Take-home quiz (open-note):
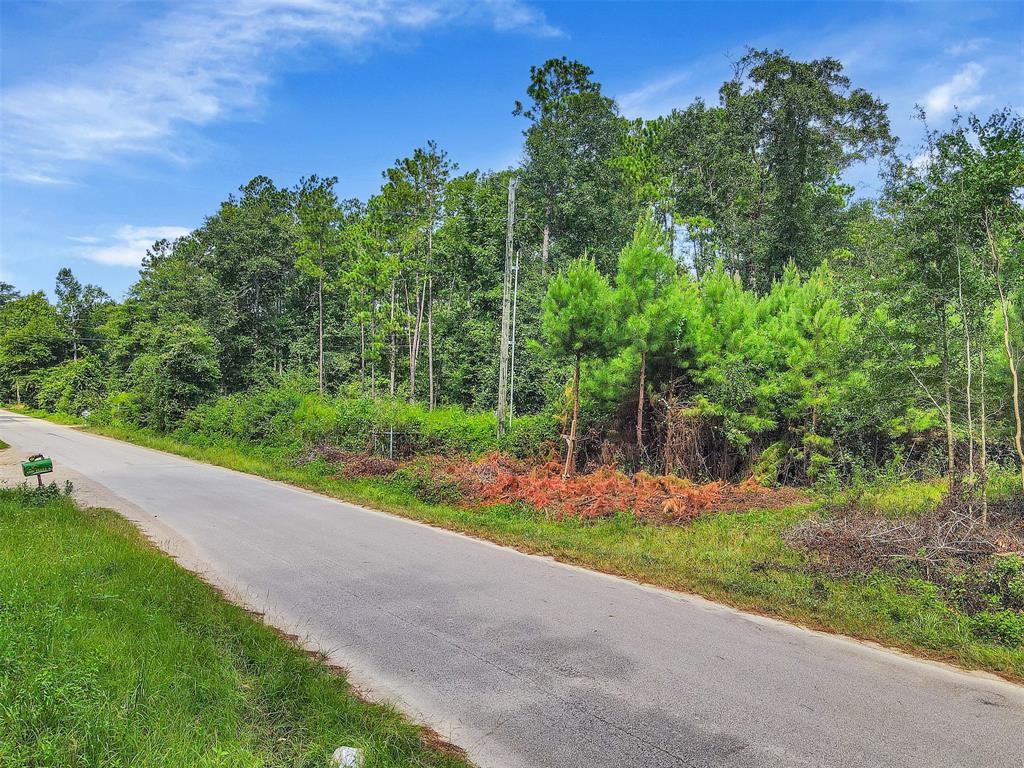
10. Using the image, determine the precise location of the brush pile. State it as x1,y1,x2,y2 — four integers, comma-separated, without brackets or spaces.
297,444,399,478
788,483,1024,577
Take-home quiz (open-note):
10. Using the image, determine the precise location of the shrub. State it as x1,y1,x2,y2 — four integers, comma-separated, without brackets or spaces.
420,406,497,455
969,609,1024,648
36,357,106,416
500,413,559,459
390,460,461,504
172,383,509,458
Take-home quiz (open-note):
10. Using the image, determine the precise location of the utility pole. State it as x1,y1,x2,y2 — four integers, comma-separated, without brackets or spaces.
497,175,517,437
508,250,520,428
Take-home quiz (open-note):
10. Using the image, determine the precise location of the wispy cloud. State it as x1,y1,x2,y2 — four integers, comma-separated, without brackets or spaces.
618,71,691,119
946,38,989,57
923,62,987,116
76,226,192,267
1,0,559,185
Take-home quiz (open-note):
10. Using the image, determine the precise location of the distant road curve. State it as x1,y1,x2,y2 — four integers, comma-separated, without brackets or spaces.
1,409,1021,768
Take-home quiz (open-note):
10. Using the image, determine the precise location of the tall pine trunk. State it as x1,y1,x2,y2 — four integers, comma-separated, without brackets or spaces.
563,353,581,480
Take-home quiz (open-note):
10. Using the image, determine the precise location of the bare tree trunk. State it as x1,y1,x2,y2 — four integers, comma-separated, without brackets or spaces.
957,252,975,480
407,277,427,403
541,221,550,275
987,219,1024,492
939,305,955,477
318,273,324,395
636,350,646,449
427,226,435,411
370,307,377,399
563,353,581,480
427,276,434,410
997,272,1024,491
359,320,366,392
389,281,396,397
980,342,989,526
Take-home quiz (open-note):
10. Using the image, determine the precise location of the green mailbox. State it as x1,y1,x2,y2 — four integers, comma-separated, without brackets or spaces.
22,454,54,485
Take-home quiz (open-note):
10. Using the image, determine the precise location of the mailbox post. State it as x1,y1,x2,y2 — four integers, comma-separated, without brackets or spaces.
21,454,54,487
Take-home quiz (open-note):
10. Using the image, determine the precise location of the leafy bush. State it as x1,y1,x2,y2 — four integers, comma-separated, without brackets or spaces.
174,381,515,458
500,413,559,459
36,356,107,416
970,609,1024,647
124,322,221,431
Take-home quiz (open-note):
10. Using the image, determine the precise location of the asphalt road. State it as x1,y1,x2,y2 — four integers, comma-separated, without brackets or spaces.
2,409,1022,768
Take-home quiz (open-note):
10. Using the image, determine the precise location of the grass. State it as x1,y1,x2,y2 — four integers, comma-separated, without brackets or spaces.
4,405,1023,681
0,484,471,768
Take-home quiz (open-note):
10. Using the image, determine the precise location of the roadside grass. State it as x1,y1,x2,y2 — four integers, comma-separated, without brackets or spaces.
4,406,1022,680
7,409,1017,681
0,484,471,768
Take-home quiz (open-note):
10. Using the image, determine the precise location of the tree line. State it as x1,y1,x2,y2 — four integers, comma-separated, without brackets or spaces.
1,49,1021,492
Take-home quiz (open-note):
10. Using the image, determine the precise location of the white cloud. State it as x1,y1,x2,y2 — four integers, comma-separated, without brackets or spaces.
618,71,691,119
924,62,987,116
1,0,559,185
910,148,936,171
76,226,192,267
946,38,989,57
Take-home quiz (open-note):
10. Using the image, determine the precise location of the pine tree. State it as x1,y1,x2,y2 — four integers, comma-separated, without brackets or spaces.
542,257,618,477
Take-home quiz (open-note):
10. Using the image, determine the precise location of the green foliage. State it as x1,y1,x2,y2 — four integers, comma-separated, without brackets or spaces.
4,53,1021,488
36,356,107,416
614,210,684,357
54,267,109,361
969,610,1024,648
542,256,617,363
498,412,560,458
125,322,221,431
0,292,65,403
516,57,637,272
175,381,549,458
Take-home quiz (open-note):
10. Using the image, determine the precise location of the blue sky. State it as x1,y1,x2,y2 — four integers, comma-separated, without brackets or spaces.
1,0,1021,299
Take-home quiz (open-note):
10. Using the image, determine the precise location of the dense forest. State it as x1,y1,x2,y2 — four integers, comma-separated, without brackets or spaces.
2,49,1023,494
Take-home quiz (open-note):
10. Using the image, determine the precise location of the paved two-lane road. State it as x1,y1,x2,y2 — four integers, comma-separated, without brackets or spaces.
1,410,1021,767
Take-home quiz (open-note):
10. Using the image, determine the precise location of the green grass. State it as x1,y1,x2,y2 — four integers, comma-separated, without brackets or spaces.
5,406,1022,681
0,485,471,768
